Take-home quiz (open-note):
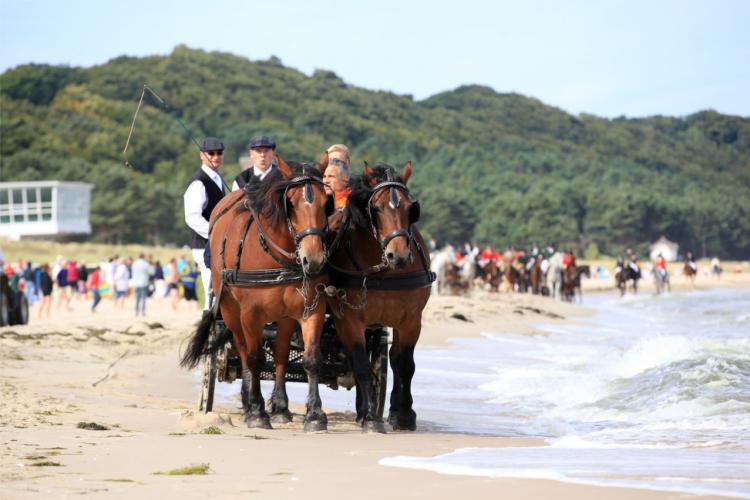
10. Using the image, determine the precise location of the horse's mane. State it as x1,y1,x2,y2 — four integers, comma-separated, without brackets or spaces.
240,161,323,228
346,164,404,230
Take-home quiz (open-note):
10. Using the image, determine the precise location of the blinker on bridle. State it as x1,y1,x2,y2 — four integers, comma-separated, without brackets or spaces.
282,169,327,249
366,169,414,250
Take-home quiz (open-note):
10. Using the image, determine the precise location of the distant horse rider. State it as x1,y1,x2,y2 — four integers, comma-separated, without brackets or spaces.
685,250,698,273
323,143,352,210
183,137,226,311
231,135,277,191
654,252,667,279
614,255,624,277
628,254,641,277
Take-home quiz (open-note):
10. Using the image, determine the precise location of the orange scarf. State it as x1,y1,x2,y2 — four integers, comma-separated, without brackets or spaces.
334,188,351,209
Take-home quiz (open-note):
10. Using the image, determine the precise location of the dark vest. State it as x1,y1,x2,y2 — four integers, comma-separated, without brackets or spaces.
235,169,254,190
187,168,225,248
235,165,275,190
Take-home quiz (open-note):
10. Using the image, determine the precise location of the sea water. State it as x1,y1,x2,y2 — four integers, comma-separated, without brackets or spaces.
214,288,750,497
381,288,750,497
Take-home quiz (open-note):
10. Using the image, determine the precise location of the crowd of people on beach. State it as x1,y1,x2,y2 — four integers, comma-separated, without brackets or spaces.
1,252,205,319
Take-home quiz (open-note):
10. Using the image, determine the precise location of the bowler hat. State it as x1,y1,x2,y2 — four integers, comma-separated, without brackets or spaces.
199,137,224,151
248,135,276,150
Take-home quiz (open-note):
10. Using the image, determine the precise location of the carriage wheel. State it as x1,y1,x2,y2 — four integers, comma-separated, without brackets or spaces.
198,350,217,413
369,329,389,419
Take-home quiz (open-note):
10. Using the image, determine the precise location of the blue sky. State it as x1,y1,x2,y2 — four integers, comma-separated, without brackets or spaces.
1,0,748,118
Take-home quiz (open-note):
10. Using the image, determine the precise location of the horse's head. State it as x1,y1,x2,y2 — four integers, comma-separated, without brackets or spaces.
270,155,331,275
351,161,419,269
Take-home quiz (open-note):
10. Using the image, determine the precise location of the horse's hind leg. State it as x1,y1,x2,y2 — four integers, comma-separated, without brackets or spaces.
388,325,419,431
269,318,296,424
338,319,386,433
240,316,271,429
299,312,327,432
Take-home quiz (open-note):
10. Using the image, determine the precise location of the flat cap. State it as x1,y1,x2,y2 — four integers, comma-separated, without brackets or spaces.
199,137,224,151
248,135,276,150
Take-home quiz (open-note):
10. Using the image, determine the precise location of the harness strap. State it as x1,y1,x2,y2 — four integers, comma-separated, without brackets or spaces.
221,268,306,286
234,211,256,275
329,268,435,291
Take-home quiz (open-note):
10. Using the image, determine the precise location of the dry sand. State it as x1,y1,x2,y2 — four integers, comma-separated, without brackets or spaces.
2,270,747,499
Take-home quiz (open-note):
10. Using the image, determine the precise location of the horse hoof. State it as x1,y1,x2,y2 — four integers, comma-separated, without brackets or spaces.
387,410,398,425
304,419,327,433
391,420,417,431
271,411,292,424
245,416,272,429
363,420,386,434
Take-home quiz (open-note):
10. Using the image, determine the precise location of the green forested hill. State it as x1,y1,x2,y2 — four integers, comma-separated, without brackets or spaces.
2,46,749,258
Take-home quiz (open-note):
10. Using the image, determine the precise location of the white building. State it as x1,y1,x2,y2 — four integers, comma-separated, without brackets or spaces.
0,181,94,240
649,236,679,262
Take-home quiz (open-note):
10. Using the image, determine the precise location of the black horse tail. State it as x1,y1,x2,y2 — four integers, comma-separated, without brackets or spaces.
180,311,232,369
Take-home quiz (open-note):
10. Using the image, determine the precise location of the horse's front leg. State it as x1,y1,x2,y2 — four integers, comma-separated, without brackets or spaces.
388,324,420,431
299,311,327,432
239,314,271,429
269,318,297,424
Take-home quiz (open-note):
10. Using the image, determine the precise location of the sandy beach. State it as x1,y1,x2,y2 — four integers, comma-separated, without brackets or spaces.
1,269,747,499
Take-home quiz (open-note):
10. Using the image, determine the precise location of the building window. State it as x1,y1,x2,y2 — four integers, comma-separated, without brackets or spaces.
0,189,9,224
41,187,53,221
12,189,24,222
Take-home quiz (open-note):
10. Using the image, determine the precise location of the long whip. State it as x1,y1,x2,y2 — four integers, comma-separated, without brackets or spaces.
122,85,229,190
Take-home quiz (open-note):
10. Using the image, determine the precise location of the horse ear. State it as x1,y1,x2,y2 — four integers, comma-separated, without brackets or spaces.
277,155,293,179
363,161,377,187
318,151,329,175
401,160,412,185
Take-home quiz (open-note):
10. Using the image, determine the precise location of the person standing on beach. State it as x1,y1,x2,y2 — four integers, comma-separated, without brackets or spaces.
166,258,180,311
184,137,226,311
131,253,152,316
113,258,129,310
88,266,102,312
38,264,53,319
55,264,71,311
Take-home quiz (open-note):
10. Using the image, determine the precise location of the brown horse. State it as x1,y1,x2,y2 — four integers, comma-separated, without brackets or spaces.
502,256,522,292
326,162,433,432
444,262,471,295
480,259,502,292
683,261,697,287
561,263,577,302
181,157,333,431
528,254,544,294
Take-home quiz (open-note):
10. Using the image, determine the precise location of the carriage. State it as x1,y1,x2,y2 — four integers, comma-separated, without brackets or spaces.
182,156,433,432
197,317,389,417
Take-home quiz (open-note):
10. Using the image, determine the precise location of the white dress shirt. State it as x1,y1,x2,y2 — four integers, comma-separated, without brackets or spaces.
231,165,275,192
184,164,224,239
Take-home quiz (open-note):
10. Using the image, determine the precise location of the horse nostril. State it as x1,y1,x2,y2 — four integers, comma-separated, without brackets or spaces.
386,252,395,261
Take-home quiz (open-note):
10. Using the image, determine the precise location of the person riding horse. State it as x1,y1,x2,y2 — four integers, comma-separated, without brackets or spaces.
685,251,698,273
653,252,670,294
